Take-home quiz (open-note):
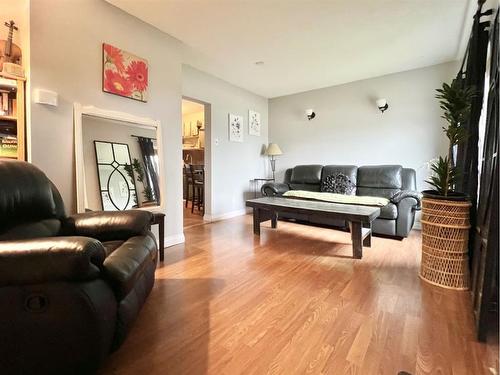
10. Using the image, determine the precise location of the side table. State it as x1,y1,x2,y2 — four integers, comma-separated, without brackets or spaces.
251,178,274,198
151,212,165,261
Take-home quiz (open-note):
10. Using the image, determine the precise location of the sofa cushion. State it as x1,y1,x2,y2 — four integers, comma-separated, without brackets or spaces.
379,203,398,219
290,165,323,184
357,165,402,199
357,187,402,199
357,165,403,189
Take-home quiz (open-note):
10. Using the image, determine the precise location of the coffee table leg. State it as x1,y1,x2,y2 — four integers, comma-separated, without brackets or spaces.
271,211,278,229
363,223,372,248
253,208,261,236
349,221,363,259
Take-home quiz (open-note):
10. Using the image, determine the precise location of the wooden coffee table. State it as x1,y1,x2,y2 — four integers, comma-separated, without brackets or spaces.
246,197,381,259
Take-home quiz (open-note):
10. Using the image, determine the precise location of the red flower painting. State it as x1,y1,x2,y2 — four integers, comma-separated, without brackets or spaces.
103,69,133,97
126,60,148,92
102,43,148,102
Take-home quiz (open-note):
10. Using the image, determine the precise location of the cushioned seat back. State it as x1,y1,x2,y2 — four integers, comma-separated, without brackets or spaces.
401,168,417,190
356,165,402,198
321,165,358,193
288,165,323,191
0,160,65,240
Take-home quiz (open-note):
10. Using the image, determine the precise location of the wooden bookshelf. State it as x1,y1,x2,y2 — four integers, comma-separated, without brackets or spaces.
0,72,25,161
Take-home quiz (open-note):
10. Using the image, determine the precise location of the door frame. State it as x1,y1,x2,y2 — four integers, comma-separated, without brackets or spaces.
182,96,212,219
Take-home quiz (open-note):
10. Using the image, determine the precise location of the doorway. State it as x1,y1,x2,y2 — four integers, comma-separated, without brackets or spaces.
182,97,210,228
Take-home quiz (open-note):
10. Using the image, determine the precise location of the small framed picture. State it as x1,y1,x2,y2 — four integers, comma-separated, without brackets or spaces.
248,110,261,136
229,113,244,142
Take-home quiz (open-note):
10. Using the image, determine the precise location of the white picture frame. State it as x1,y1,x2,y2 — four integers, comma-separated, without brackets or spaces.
229,113,244,142
248,109,261,136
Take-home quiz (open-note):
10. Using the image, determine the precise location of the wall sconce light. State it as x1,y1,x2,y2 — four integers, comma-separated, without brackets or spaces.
305,109,316,120
376,98,389,113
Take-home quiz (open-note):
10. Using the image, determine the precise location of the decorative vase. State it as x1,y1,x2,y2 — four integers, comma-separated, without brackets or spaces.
419,197,471,290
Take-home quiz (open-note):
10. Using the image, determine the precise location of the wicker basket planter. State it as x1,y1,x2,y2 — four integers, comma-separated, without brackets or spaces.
420,197,471,290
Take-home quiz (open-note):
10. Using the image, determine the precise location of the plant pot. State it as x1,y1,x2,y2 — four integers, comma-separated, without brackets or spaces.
421,189,468,201
419,197,471,290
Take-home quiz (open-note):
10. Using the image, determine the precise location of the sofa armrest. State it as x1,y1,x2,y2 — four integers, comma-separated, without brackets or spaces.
261,182,290,196
0,237,105,286
391,190,422,210
65,210,153,242
395,197,420,237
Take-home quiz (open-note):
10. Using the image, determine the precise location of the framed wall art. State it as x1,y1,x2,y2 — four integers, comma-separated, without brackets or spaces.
248,109,261,136
229,113,244,142
102,43,149,102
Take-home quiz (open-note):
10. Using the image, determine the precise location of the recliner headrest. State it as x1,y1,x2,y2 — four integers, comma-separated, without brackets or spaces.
0,160,59,228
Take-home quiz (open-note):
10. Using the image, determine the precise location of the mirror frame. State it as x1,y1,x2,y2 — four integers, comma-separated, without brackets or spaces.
74,103,164,213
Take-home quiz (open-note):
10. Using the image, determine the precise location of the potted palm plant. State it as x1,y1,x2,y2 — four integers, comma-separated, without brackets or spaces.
124,158,155,206
422,78,475,200
419,78,475,290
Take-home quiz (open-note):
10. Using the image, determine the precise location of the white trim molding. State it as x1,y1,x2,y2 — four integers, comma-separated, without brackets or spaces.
164,233,185,248
203,208,249,222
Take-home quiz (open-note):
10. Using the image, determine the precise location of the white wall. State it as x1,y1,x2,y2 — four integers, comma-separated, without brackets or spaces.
269,62,459,192
183,65,269,219
29,0,183,244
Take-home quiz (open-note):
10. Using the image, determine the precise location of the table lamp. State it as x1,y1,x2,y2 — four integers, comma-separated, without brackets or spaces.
265,143,283,180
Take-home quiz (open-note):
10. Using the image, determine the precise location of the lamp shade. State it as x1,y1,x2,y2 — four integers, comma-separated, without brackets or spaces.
266,143,282,156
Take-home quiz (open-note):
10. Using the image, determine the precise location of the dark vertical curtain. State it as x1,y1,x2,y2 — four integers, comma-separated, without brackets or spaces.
137,137,160,204
455,2,492,260
471,6,499,341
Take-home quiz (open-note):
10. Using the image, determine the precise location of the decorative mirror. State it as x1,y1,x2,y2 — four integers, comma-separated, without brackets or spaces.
74,104,163,213
94,141,138,211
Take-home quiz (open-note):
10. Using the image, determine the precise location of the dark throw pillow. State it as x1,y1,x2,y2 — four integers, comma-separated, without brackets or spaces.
321,173,356,195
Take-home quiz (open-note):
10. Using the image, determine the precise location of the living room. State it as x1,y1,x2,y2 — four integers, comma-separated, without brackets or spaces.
0,0,498,374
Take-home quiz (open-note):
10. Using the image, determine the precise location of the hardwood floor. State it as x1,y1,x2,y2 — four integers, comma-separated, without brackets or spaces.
100,215,499,375
183,202,205,228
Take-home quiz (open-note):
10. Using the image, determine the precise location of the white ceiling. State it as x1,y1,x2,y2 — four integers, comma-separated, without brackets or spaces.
106,0,473,98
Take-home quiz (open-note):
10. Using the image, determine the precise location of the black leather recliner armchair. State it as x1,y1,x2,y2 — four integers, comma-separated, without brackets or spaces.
0,160,157,374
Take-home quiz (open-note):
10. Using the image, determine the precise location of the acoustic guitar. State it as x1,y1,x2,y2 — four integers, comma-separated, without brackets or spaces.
0,20,22,71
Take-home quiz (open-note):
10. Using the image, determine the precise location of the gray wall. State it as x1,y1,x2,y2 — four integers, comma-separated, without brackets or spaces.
269,62,459,192
183,65,269,219
29,0,182,243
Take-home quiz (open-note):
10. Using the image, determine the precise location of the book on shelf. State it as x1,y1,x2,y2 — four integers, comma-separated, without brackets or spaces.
0,133,17,158
0,92,17,117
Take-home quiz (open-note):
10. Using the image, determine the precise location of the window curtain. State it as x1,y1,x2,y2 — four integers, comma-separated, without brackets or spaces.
455,2,493,258
137,137,160,204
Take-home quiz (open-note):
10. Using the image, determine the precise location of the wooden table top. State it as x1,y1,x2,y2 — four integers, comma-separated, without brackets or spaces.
246,196,380,222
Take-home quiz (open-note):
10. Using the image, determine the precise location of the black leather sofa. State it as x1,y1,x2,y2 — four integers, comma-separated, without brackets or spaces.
261,164,420,238
0,160,157,374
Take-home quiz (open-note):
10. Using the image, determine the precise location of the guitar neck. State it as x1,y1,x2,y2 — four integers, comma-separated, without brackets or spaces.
5,28,13,56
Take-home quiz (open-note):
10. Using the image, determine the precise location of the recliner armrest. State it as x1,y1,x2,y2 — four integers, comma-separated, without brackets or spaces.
0,237,105,286
65,210,153,242
103,234,157,299
261,182,290,196
390,190,422,210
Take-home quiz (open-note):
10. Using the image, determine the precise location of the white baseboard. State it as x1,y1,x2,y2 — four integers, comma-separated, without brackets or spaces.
164,233,185,248
203,208,249,222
